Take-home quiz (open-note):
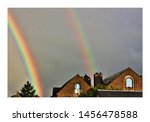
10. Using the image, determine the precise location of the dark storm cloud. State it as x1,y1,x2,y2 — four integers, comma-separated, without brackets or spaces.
8,8,142,96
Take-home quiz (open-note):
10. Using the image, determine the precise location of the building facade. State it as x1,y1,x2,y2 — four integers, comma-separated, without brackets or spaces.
52,74,91,97
52,67,142,97
103,67,142,91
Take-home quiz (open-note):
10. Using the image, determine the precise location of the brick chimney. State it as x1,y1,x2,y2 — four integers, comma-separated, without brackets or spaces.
84,74,91,86
94,72,103,87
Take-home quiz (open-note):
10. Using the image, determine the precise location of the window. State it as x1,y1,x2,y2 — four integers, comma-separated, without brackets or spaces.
125,76,134,90
74,83,81,94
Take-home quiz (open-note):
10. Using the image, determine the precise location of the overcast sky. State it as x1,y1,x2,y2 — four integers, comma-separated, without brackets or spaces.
8,8,142,97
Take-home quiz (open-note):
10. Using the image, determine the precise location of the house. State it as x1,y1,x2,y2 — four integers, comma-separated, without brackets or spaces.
51,67,142,97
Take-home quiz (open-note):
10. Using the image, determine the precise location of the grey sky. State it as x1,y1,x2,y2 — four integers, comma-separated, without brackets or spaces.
8,8,142,97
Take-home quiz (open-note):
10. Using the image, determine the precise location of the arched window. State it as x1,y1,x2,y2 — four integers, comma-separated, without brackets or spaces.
125,76,134,90
74,83,81,94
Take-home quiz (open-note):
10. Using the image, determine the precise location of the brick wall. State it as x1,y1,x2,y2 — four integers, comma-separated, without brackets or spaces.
107,68,142,91
57,75,91,97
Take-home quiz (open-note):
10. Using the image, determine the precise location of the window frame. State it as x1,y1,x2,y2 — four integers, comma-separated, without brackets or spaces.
124,75,134,90
74,83,81,95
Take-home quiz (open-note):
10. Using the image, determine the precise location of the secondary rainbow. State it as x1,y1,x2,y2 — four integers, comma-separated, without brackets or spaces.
8,10,43,96
66,9,97,76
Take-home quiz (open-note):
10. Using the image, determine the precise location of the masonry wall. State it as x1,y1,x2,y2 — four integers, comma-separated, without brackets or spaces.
107,68,142,91
57,75,91,97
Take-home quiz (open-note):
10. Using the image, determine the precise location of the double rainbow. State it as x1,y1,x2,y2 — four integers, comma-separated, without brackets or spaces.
8,9,97,96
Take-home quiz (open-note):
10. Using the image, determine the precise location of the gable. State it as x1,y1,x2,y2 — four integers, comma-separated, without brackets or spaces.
56,75,91,97
105,67,142,91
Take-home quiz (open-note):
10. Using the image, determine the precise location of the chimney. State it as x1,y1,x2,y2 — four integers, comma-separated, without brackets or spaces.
94,72,103,87
84,74,91,86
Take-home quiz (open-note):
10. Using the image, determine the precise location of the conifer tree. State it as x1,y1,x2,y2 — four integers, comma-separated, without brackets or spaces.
19,81,39,97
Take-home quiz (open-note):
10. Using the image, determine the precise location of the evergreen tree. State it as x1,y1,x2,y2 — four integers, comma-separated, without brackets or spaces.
19,81,39,97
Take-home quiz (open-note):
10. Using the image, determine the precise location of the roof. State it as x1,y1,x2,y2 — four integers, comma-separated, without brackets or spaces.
51,87,61,97
96,90,142,97
103,67,133,85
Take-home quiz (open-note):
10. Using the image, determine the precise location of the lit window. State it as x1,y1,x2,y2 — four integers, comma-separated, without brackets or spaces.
74,83,81,94
125,77,133,90
75,83,80,89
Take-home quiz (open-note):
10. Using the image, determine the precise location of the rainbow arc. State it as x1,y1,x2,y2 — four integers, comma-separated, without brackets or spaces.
66,8,97,76
8,10,43,96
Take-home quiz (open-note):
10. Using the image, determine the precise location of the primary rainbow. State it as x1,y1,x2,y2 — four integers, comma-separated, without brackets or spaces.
8,10,43,96
66,8,97,76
